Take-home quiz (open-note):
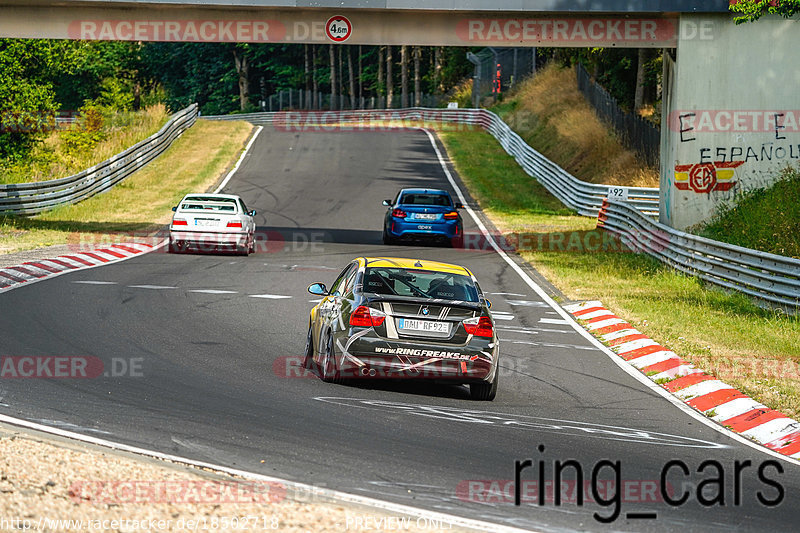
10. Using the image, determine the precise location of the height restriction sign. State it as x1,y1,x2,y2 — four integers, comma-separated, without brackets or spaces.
326,16,352,42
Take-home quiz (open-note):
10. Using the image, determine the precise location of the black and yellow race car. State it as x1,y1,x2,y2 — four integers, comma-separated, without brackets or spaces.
304,257,499,400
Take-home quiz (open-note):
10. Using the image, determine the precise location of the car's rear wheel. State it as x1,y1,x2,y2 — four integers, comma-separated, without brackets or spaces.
382,229,394,245
469,370,498,401
302,325,315,371
169,239,186,253
321,331,343,384
248,233,255,254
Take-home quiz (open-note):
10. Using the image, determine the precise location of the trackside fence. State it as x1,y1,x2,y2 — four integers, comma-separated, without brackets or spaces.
598,199,800,311
202,108,660,218
0,104,199,215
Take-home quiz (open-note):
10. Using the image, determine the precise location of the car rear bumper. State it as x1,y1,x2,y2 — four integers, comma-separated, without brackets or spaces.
169,229,249,248
388,220,460,240
334,334,498,382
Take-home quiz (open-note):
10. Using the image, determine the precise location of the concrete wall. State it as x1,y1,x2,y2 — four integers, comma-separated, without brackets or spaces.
660,13,800,230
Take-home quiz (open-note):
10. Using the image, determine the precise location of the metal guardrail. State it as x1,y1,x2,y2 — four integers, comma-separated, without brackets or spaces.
0,104,199,215
202,107,660,218
598,198,800,311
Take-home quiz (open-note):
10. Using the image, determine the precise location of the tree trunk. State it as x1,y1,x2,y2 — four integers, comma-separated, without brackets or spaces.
304,44,311,110
358,45,363,107
233,47,250,111
329,44,336,110
400,45,408,108
347,46,356,110
413,46,421,106
433,46,443,95
377,46,384,106
386,45,393,109
634,48,646,112
312,45,318,109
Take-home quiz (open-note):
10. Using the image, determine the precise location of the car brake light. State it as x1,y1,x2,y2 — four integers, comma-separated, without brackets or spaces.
172,219,188,226
463,316,493,337
226,221,243,228
349,305,386,327
392,209,407,218
443,211,459,220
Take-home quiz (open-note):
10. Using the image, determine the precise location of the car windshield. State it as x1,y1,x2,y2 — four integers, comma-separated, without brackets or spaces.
399,193,451,207
363,267,479,302
179,197,237,212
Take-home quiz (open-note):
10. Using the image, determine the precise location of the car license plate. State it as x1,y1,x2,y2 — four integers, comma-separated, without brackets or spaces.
414,213,438,220
398,318,449,334
194,219,218,227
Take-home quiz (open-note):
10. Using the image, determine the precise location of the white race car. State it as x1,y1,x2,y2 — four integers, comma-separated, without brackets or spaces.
169,193,256,255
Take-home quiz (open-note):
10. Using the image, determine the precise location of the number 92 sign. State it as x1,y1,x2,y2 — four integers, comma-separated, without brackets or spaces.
326,16,352,42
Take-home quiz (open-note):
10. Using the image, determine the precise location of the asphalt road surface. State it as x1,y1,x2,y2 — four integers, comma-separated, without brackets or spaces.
1,128,797,532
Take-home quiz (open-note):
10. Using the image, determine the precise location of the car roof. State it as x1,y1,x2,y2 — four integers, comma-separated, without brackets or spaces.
358,257,473,277
181,193,242,201
397,188,451,196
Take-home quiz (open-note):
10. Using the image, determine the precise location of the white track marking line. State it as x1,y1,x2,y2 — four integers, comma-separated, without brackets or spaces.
0,412,535,533
538,318,569,325
574,309,614,320
127,285,177,290
506,299,547,307
188,289,238,294
711,398,767,422
214,126,263,193
249,294,292,299
601,328,641,342
586,317,626,330
629,351,678,369
421,127,798,465
742,419,800,444
675,380,733,400
72,281,119,285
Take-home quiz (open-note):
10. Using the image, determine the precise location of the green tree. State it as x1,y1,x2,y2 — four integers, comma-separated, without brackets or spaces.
0,39,80,160
730,0,800,23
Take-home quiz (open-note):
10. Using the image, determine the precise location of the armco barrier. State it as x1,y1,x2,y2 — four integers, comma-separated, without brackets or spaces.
202,108,660,218
598,198,800,311
0,104,198,215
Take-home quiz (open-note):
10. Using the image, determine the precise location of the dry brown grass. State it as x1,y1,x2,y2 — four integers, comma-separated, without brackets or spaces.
500,64,658,188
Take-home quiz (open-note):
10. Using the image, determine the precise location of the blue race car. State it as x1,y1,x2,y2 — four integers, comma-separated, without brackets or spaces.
382,188,464,246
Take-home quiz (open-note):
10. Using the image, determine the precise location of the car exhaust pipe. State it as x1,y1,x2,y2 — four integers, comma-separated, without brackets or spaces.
368,369,377,377
360,367,370,376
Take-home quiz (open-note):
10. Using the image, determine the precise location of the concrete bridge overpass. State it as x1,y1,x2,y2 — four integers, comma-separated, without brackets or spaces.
0,0,797,229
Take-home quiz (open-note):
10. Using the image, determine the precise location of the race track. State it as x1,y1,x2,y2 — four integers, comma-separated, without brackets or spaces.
1,128,797,532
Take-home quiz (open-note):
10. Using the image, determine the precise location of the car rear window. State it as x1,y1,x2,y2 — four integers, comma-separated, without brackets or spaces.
399,194,451,207
363,267,478,302
180,197,237,212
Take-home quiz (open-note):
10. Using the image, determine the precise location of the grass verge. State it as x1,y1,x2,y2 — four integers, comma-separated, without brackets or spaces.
438,127,800,420
492,64,658,188
0,119,254,254
1,105,171,185
697,166,800,259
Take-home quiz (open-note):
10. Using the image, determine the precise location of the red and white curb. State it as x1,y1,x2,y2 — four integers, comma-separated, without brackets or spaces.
0,242,160,293
564,300,800,460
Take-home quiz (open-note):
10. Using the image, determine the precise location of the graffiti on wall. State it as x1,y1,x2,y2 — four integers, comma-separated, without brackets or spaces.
673,161,744,194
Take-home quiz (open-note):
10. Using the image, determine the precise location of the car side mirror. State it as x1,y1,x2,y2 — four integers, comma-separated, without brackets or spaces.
172,206,177,212
249,210,256,216
382,200,391,206
485,299,492,309
307,283,329,296
455,202,464,209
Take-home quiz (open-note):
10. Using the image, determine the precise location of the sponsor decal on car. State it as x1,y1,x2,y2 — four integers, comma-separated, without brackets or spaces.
373,346,474,360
